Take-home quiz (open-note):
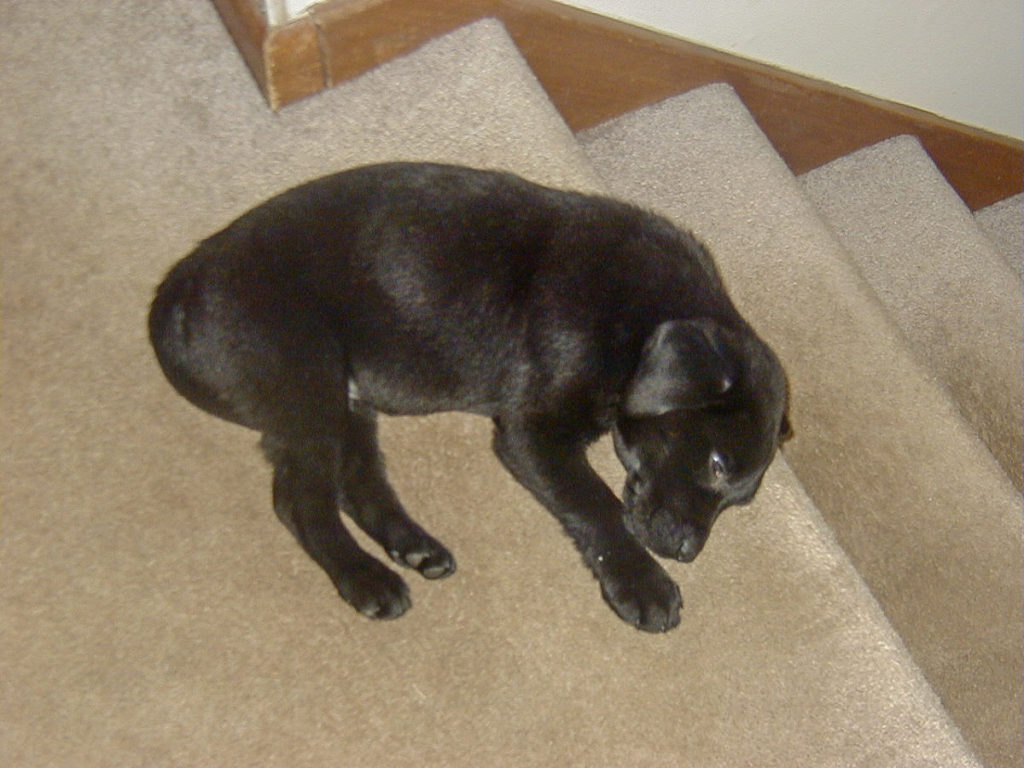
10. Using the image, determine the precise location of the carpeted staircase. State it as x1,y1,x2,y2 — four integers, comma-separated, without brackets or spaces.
1,6,1020,767
977,193,1024,276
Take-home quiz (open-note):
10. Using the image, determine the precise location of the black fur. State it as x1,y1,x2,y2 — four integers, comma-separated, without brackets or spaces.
149,162,789,632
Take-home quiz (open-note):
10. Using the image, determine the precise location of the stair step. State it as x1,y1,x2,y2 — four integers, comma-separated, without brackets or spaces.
975,193,1023,276
800,135,1022,487
578,82,1022,768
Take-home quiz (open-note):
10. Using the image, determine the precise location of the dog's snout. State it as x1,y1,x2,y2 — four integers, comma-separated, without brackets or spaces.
676,523,707,563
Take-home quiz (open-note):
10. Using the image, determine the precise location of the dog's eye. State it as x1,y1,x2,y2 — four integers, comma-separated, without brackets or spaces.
709,451,729,481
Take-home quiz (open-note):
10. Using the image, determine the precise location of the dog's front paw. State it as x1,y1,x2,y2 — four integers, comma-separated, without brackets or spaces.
596,549,682,633
334,560,412,620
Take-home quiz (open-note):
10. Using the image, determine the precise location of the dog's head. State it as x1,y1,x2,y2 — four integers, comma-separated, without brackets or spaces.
613,319,790,563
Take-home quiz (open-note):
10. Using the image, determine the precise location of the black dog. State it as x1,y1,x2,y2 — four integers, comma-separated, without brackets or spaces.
149,162,789,632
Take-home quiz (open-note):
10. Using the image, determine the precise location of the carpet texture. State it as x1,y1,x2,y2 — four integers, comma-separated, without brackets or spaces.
578,85,1022,767
975,193,1023,276
800,136,1022,487
1,3,1016,766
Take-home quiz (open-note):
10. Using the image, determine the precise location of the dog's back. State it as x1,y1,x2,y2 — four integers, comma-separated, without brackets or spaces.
151,163,736,422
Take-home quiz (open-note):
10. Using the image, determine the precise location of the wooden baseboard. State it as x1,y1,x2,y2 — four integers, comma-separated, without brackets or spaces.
211,0,1021,210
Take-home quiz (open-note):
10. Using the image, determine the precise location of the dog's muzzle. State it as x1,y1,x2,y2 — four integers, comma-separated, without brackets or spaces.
623,484,713,563
675,522,708,563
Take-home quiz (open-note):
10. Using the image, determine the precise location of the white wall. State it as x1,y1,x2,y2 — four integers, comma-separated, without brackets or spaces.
263,0,294,26
562,0,1022,138
268,0,1023,138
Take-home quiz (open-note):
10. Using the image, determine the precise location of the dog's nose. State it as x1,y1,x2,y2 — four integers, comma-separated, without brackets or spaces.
676,524,707,563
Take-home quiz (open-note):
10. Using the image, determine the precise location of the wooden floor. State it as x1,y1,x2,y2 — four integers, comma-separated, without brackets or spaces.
211,0,1021,211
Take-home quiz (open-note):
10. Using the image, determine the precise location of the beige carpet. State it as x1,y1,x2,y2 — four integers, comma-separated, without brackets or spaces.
1,3,1017,766
975,193,1023,276
800,136,1022,488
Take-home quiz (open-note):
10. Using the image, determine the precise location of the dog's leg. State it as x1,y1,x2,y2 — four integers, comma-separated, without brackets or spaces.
263,435,411,619
492,416,682,632
335,404,456,580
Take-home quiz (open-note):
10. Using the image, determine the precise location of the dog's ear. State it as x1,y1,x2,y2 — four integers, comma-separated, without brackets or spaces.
624,319,737,417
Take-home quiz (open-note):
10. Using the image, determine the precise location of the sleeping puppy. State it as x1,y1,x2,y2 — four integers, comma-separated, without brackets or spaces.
149,162,790,632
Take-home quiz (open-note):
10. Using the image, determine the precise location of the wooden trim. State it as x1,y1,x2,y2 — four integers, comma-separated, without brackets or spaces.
265,17,326,106
210,0,1021,210
210,0,326,108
